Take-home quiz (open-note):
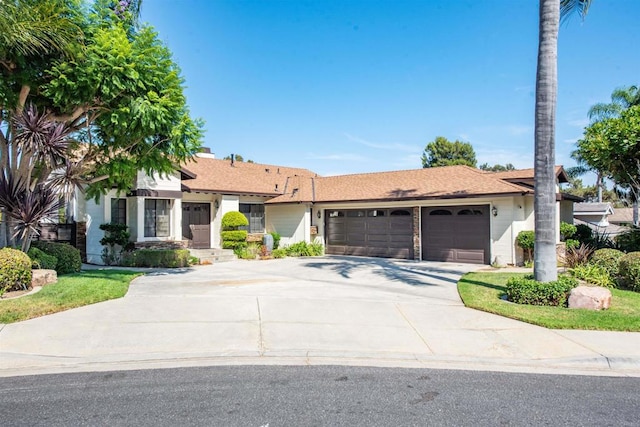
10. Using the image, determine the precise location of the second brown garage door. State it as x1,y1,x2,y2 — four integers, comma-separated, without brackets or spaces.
421,205,490,264
325,208,414,259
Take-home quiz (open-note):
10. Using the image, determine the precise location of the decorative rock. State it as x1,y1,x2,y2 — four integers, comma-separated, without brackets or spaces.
31,269,58,287
568,286,612,310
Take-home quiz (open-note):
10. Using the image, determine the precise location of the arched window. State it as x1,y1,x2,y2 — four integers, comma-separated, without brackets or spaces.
429,209,452,215
390,209,411,216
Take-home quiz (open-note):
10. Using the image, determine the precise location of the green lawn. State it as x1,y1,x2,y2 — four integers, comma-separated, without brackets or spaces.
458,272,640,331
0,270,142,324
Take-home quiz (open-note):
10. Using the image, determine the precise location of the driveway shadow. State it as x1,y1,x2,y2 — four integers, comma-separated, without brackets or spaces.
302,256,477,287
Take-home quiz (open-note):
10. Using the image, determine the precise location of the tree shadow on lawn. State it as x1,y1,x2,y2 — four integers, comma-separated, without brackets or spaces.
459,278,506,292
302,255,476,287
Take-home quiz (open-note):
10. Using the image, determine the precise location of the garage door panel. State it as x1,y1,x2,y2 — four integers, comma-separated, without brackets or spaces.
326,209,413,260
421,205,490,264
455,250,485,264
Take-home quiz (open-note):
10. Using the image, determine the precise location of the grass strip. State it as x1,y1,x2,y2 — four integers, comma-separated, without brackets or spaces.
458,272,640,331
0,270,142,324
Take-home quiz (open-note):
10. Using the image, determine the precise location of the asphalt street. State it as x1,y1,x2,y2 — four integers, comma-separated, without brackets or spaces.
1,365,638,426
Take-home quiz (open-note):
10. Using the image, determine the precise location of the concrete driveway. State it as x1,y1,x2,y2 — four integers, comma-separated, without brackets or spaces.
1,256,639,377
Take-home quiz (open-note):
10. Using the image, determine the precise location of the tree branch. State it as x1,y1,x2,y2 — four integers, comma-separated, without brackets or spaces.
17,85,31,115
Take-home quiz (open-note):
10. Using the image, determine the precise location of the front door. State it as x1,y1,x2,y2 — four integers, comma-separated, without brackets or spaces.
182,203,211,249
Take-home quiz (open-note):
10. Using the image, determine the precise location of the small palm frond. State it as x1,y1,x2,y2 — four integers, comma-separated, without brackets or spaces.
560,0,592,21
0,0,83,59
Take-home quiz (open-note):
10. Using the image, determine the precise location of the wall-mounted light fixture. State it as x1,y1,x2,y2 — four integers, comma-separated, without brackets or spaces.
491,206,498,217
317,210,321,219
214,199,219,209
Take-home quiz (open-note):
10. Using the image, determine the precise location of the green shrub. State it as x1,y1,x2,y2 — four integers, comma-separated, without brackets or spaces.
221,211,249,230
221,230,248,249
0,247,33,293
516,230,535,261
235,243,260,260
221,230,248,242
591,248,625,278
615,226,640,253
560,222,577,241
617,251,640,292
31,241,81,275
565,239,580,250
569,263,614,288
27,247,58,270
505,275,577,306
285,241,324,257
99,223,131,266
269,231,281,249
272,248,287,258
122,249,191,268
574,224,593,245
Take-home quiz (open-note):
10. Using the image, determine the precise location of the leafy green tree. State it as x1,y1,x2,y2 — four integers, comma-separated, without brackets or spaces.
223,154,254,163
576,105,640,225
478,163,515,172
533,0,591,282
0,0,203,249
562,178,621,205
588,86,640,122
421,136,476,168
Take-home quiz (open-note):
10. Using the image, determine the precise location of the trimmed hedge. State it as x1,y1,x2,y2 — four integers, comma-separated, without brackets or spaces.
221,211,248,229
30,241,81,275
505,275,577,306
28,247,58,270
618,251,640,292
591,248,625,278
0,247,32,293
122,249,191,268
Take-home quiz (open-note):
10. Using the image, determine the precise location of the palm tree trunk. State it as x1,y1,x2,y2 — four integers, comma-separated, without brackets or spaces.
534,0,560,282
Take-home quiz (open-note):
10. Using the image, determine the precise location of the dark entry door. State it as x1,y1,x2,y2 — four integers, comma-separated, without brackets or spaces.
182,203,211,249
421,205,490,264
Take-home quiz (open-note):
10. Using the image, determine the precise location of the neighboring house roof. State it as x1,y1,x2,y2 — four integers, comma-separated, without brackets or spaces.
267,165,533,204
608,207,635,225
573,202,614,216
574,218,628,237
488,166,569,183
180,156,317,196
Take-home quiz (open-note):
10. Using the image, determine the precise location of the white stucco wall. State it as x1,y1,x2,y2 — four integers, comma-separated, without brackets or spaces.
84,194,106,265
136,171,181,191
265,204,310,246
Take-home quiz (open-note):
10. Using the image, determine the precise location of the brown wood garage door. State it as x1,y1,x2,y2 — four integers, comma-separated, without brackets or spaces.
325,208,414,259
421,205,490,264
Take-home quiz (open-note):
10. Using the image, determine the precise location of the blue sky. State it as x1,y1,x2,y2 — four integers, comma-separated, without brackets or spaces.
141,0,640,179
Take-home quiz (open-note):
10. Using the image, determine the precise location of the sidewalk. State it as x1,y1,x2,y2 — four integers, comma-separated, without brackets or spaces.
1,257,639,378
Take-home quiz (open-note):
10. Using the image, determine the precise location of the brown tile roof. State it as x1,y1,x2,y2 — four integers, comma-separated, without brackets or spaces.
180,156,317,196
267,165,532,204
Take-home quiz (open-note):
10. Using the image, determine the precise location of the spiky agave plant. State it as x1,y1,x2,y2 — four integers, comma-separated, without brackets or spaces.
0,176,62,252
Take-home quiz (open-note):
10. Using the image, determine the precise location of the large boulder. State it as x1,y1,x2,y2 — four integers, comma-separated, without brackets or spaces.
568,286,611,310
31,269,58,288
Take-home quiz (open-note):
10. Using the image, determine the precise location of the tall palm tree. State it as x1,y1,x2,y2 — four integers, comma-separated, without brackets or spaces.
534,0,591,282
